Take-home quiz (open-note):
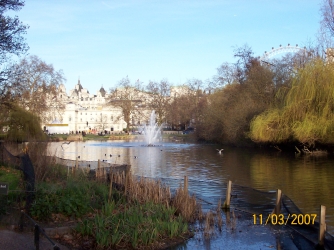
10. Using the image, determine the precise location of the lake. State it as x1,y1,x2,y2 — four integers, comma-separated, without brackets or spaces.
49,139,334,236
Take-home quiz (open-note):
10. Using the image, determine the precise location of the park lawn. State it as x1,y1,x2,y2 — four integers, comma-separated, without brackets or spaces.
0,165,22,191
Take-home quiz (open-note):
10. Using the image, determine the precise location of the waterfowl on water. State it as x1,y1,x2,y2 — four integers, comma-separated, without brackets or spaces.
216,149,224,154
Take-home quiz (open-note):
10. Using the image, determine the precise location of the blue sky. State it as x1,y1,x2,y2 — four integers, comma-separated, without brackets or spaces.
16,0,321,93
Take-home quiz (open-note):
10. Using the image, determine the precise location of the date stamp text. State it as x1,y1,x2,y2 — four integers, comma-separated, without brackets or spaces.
253,213,317,225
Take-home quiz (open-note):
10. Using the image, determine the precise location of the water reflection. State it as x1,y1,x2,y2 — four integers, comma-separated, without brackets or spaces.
49,141,334,234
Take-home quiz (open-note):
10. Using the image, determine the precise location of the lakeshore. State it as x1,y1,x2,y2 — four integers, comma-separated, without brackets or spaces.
1,138,334,249
0,162,330,250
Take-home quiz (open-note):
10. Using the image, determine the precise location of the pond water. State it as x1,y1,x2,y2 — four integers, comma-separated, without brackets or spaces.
49,139,334,236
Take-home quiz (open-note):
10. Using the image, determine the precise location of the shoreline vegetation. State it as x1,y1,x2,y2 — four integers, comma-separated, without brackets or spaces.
47,132,190,141
0,142,226,249
45,132,333,155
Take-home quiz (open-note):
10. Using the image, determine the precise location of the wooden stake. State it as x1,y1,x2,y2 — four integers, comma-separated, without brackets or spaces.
222,180,232,209
272,189,282,215
318,205,326,247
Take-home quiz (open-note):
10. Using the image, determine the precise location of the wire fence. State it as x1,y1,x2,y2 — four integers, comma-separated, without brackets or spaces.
20,210,60,250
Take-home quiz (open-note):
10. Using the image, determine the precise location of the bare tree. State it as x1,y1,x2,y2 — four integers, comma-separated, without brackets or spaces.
317,0,334,58
166,79,207,130
9,55,65,123
146,79,171,125
0,0,29,101
320,0,334,38
107,77,144,131
233,44,254,84
214,62,237,87
166,94,192,130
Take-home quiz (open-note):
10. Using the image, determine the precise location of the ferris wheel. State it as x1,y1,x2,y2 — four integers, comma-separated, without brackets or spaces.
259,44,307,63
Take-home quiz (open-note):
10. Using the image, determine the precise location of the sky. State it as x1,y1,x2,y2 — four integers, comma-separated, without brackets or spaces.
14,0,322,94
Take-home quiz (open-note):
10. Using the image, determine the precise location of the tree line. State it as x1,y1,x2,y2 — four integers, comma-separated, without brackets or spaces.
2,0,334,148
0,1,64,141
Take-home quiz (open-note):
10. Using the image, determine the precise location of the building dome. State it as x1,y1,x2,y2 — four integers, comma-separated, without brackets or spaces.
99,87,106,97
75,79,83,91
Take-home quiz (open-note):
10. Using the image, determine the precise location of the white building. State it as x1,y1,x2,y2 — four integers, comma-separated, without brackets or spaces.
42,81,192,134
43,81,128,133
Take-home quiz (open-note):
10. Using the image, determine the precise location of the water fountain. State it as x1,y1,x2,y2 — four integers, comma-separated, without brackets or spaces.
141,110,162,146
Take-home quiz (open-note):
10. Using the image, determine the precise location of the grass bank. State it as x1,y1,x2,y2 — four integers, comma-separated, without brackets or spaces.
0,162,199,249
48,133,131,142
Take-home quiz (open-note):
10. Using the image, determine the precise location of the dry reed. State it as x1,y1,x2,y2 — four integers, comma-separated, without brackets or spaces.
231,210,237,231
171,185,200,222
203,211,215,239
73,167,226,238
216,199,223,231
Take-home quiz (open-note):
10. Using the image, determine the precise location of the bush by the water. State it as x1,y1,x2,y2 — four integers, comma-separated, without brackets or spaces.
250,59,334,145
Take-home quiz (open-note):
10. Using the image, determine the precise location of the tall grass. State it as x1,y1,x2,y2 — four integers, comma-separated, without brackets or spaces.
76,201,188,249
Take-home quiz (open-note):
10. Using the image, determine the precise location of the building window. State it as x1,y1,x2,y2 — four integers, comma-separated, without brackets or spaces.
110,116,113,121
69,116,72,122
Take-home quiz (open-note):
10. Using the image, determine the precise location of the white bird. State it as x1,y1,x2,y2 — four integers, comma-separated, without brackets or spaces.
216,149,224,154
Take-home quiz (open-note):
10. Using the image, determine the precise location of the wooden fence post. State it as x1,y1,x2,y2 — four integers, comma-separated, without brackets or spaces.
223,180,232,209
272,189,282,215
34,224,40,250
318,205,326,248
